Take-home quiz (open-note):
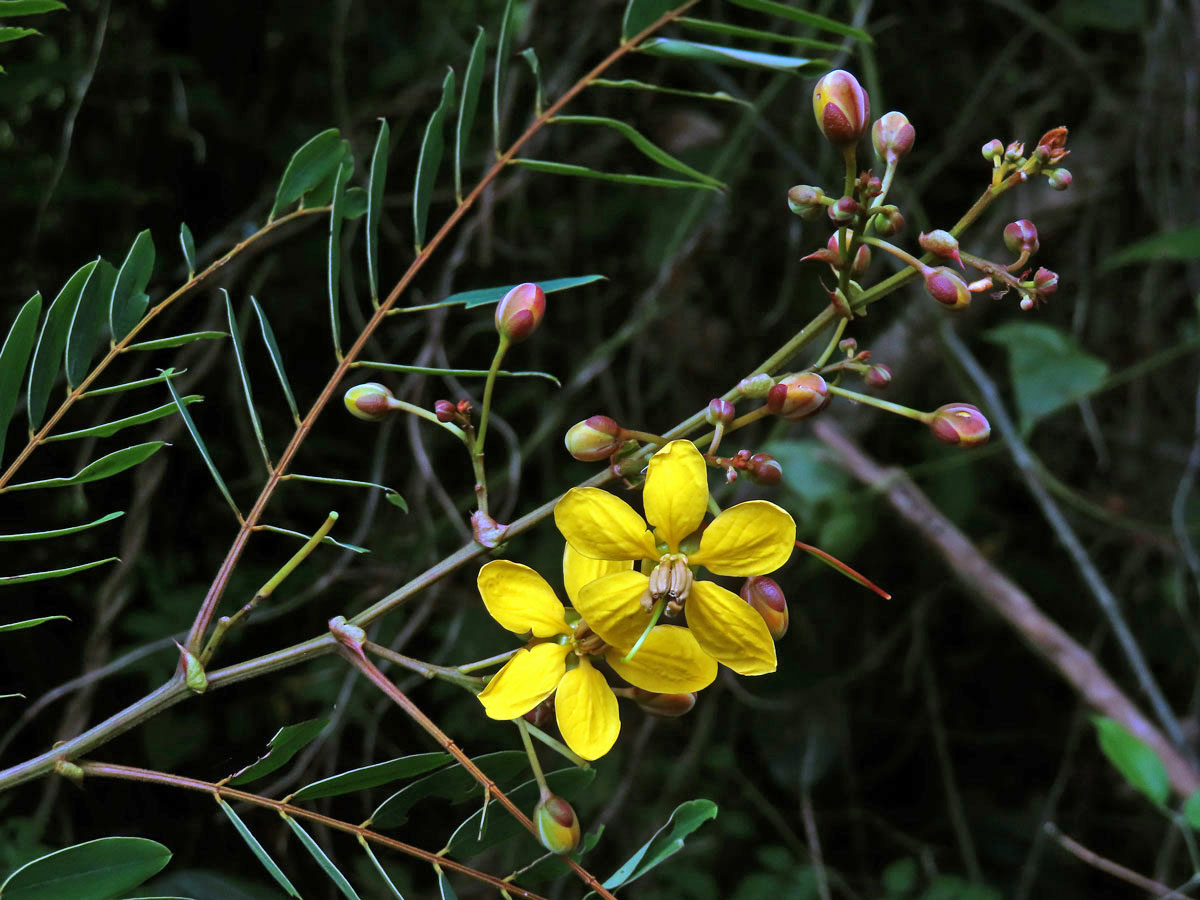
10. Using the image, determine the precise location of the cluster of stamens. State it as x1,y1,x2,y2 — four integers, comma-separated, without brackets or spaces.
646,553,693,616
572,622,608,657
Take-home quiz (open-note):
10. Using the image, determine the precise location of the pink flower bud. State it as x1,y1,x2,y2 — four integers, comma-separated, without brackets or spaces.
1004,140,1025,162
741,576,789,640
924,267,971,310
919,230,963,268
1035,126,1070,164
828,196,859,225
627,687,698,718
812,70,871,147
1034,267,1059,295
767,373,829,421
1003,220,1039,255
851,244,871,279
344,382,396,421
746,452,782,487
930,403,991,448
534,794,581,854
434,399,458,422
981,139,1004,162
495,282,546,343
707,398,735,426
565,416,623,462
872,111,915,163
865,364,892,388
1047,168,1072,191
787,184,826,219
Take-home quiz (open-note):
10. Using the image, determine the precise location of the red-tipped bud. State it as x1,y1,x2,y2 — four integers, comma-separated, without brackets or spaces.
1035,126,1070,164
828,196,859,225
1004,140,1025,162
872,111,915,163
737,373,776,399
839,337,858,354
981,139,1004,162
850,244,871,279
741,576,789,640
865,364,892,388
1003,220,1039,255
495,282,546,343
707,398,735,426
175,641,209,694
344,382,396,421
627,687,698,718
919,230,962,268
1046,168,1072,191
746,452,783,486
930,403,991,448
812,70,870,147
1034,267,1059,295
471,510,509,548
872,207,905,237
534,794,581,854
787,184,827,219
434,399,458,422
523,695,555,728
565,416,623,462
767,373,829,421
924,267,971,310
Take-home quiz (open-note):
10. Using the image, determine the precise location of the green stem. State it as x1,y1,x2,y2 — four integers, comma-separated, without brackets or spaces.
525,722,589,768
826,383,932,423
841,144,857,198
622,428,672,446
476,337,509,453
861,236,929,274
458,648,521,673
621,597,666,663
516,718,551,799
364,641,484,691
812,318,848,369
383,396,467,438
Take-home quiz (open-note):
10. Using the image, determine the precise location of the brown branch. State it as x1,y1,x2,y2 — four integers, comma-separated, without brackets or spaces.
812,417,1200,797
1043,822,1170,896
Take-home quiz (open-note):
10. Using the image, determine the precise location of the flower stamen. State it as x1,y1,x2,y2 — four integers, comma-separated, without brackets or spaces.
648,553,693,616
572,622,609,657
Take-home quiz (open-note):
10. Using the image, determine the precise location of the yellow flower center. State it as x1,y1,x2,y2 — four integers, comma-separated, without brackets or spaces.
646,553,693,616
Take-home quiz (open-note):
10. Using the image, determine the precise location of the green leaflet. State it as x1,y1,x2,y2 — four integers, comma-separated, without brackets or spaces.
224,290,270,469
0,510,123,541
27,260,98,430
366,119,391,302
622,0,677,39
416,274,606,310
0,558,119,586
370,750,528,828
125,331,227,352
291,752,450,802
269,127,345,221
728,0,873,42
589,77,752,106
436,867,458,900
1091,716,1169,807
549,115,724,187
83,367,185,397
282,817,361,900
0,292,42,464
110,229,155,342
414,68,455,251
65,258,117,388
0,837,170,900
216,801,300,898
300,139,352,208
0,26,38,43
511,158,719,190
328,158,351,358
446,767,595,856
228,717,330,785
258,524,369,554
636,37,828,73
250,298,300,424
677,16,840,51
521,47,543,114
283,473,407,512
360,841,406,899
492,0,516,152
44,396,201,442
455,28,485,202
0,615,70,632
5,442,165,491
352,360,559,387
164,374,240,520
597,799,717,890
178,222,196,278
1103,224,1200,270
0,1,68,15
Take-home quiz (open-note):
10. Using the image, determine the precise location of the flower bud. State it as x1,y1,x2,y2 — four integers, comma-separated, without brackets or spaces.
929,403,991,448
828,196,859,225
344,382,395,421
872,207,905,237
495,282,546,343
707,398,735,426
787,184,826,219
746,452,782,487
850,245,871,279
1004,140,1025,163
627,687,697,718
865,364,892,388
565,416,624,462
434,399,458,422
737,373,775,399
1034,267,1059,295
767,373,829,421
918,230,963,268
524,695,555,728
534,794,581,854
1003,220,1039,255
812,70,870,147
924,267,971,310
981,139,1004,162
175,641,208,694
1046,168,1072,191
872,111,915,163
741,576,789,640
1035,125,1070,164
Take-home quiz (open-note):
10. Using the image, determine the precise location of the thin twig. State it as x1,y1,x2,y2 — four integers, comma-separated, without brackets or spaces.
1044,822,1170,896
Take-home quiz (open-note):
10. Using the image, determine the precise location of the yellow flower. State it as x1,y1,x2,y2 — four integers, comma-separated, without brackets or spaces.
475,548,717,761
554,440,795,675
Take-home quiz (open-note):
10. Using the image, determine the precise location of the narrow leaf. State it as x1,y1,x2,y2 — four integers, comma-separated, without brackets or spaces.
360,840,406,899
430,274,606,309
0,26,38,42
600,799,718,890
284,473,407,512
1185,790,1200,830
0,836,170,900
44,396,201,442
590,77,752,106
164,374,240,520
511,158,720,190
6,442,164,491
447,767,595,856
0,510,123,542
492,0,516,152
282,816,361,900
0,0,67,14
291,752,451,802
414,68,455,252
343,186,368,219
0,615,70,632
521,47,544,115
436,867,458,900
179,222,196,278
622,0,676,39
727,0,874,42
216,801,300,898
0,292,42,464
353,360,559,386
793,540,891,599
83,367,184,398
677,16,840,51
297,140,352,208
455,28,486,201
370,751,527,827
636,37,828,73
328,158,351,358
366,119,391,302
1092,716,1169,807
228,717,330,785
65,258,116,387
259,524,369,554
27,261,97,429
1103,225,1200,271
0,558,119,585
550,115,724,187
224,290,270,468
250,298,300,424
110,229,155,341
269,127,344,221
124,331,227,351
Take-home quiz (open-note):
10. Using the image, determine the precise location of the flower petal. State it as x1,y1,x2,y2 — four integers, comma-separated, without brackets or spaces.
555,487,658,562
686,580,777,675
477,642,570,720
563,544,632,608
690,500,796,576
606,625,717,693
555,657,620,760
575,570,653,650
478,560,570,638
644,440,709,551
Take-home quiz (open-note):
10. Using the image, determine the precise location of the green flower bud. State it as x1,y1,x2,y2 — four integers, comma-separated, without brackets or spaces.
737,374,776,399
981,139,1004,162
787,184,826,219
741,576,789,640
565,416,624,462
767,373,829,421
534,794,581,854
930,403,991,448
872,207,905,237
1046,168,1072,191
495,282,547,343
344,382,396,421
923,267,971,310
871,111,915,163
175,641,208,694
812,70,870,147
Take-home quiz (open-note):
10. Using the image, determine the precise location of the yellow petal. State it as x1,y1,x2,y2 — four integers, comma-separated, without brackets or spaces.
563,544,632,607
690,500,796,576
555,657,620,760
686,580,777,676
554,488,658,562
643,440,709,551
575,570,654,650
606,625,717,693
477,560,570,638
477,642,570,720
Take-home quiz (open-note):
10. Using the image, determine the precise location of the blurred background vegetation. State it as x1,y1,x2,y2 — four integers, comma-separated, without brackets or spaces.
2,0,1198,897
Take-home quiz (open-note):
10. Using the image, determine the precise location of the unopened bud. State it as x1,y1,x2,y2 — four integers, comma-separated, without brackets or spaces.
1035,126,1070,164
924,267,971,310
981,139,1004,162
175,641,208,694
706,398,735,426
865,364,892,388
627,687,698,718
787,184,826,219
930,403,991,448
565,416,624,462
872,111,915,163
828,196,859,225
872,207,905,237
737,374,775,399
919,230,962,268
495,282,546,343
434,399,457,422
523,695,555,728
851,244,871,279
813,70,870,146
534,794,581,854
839,337,858,353
1004,140,1025,163
344,382,396,421
1003,220,1039,255
741,576,789,640
767,373,829,421
1046,168,1072,191
746,452,782,486
1034,267,1059,295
